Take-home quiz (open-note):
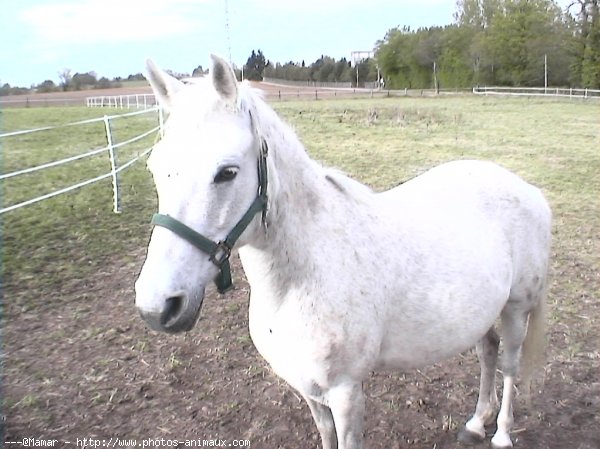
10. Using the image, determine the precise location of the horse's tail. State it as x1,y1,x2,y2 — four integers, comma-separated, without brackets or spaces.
520,282,548,397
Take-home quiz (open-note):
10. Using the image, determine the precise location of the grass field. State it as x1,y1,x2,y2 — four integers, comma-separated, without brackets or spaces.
2,107,159,311
2,95,599,448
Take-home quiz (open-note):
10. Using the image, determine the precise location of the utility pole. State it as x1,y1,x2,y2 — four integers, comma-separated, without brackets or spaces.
224,0,232,64
544,54,548,93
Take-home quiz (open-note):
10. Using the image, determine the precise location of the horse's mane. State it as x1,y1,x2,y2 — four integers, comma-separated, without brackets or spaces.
236,83,373,204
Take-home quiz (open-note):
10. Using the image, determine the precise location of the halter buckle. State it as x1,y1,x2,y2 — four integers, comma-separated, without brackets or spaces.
210,241,232,267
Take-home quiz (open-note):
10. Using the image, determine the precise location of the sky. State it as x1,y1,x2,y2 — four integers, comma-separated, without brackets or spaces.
0,0,466,87
0,0,567,88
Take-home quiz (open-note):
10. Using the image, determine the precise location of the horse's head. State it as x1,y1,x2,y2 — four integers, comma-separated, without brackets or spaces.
135,55,266,333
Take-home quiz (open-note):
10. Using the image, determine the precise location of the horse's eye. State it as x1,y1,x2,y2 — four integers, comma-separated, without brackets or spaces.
214,166,239,183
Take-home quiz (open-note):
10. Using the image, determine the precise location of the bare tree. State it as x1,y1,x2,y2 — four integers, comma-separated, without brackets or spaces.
58,68,72,92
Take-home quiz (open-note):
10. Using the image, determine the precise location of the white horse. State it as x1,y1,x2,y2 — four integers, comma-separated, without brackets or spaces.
135,55,552,449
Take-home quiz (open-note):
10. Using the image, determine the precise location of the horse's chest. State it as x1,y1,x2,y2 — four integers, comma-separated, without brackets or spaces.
248,297,324,384
247,290,371,394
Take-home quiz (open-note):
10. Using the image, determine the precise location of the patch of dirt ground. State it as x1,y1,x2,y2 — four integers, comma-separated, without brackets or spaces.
3,248,600,449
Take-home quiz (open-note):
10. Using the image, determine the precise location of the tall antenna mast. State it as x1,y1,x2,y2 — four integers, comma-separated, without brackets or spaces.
224,0,232,63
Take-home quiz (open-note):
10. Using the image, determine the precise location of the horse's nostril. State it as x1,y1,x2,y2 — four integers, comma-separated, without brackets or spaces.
160,295,185,326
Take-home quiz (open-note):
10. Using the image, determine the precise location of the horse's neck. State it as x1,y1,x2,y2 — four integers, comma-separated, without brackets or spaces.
240,109,340,296
250,99,328,235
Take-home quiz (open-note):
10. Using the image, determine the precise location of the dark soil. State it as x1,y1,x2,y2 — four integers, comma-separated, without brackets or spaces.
3,249,599,449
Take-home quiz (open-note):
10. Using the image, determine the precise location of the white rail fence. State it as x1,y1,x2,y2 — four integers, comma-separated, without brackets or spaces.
0,107,164,215
86,93,157,109
473,86,600,99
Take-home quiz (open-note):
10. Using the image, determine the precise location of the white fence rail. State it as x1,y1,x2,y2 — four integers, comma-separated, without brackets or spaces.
86,93,157,109
0,107,163,215
473,86,600,99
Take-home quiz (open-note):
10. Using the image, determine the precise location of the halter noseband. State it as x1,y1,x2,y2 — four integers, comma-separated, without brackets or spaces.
151,138,268,293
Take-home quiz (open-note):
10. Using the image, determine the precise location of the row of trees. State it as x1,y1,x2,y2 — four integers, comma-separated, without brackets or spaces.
1,71,126,96
376,0,600,89
0,67,208,96
241,1,600,89
242,50,378,86
0,65,208,96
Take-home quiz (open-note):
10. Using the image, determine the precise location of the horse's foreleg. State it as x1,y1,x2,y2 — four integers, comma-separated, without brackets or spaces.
306,397,338,449
458,327,500,444
327,382,365,449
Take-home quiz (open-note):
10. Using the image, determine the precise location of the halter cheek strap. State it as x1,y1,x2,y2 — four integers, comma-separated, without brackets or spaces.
151,139,268,294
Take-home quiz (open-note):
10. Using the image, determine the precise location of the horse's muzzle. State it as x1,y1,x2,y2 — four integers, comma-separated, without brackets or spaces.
137,290,204,334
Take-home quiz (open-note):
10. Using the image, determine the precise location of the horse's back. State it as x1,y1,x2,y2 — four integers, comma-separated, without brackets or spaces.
380,159,551,246
384,160,543,206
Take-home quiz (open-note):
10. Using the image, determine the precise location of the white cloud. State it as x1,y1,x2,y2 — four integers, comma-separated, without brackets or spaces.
20,0,206,46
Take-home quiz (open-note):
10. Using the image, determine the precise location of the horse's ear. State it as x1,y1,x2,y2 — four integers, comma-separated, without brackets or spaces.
210,54,238,106
145,59,184,111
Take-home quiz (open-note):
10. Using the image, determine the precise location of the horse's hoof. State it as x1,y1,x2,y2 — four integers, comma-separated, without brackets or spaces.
490,433,513,449
457,427,485,445
491,444,513,449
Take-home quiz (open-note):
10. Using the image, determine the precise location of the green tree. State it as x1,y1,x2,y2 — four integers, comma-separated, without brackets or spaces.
334,58,352,82
376,26,450,89
36,80,58,93
311,56,336,82
454,0,502,29
244,49,267,81
454,0,502,85
192,65,207,77
438,25,478,87
96,77,113,89
127,73,146,81
376,27,418,88
582,12,600,87
483,0,570,86
72,72,97,90
570,0,600,87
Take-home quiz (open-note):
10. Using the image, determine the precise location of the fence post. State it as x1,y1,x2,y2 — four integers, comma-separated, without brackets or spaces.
103,115,121,213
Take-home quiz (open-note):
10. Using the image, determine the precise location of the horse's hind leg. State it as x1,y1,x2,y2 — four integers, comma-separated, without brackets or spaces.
491,305,531,449
458,328,500,444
